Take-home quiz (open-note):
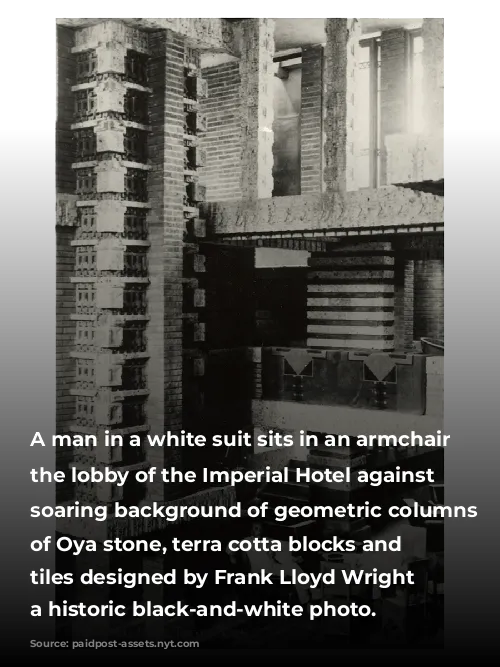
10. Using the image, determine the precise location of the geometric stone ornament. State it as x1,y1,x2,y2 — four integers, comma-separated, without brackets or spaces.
282,348,314,376
364,353,397,382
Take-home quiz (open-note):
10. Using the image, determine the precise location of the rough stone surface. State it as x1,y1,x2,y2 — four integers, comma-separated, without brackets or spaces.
204,186,444,236
386,132,443,184
58,18,238,54
239,19,275,199
323,19,361,193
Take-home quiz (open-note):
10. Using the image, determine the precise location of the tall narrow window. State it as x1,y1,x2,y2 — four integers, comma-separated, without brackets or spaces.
356,36,381,188
408,31,424,133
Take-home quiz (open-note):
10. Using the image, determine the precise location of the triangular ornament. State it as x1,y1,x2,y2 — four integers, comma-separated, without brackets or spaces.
283,349,314,376
364,353,396,382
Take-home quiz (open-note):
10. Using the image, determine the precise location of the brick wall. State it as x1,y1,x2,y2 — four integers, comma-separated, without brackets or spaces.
414,259,444,340
56,226,76,433
199,62,242,201
393,255,415,350
301,46,323,194
147,30,185,496
57,26,75,194
380,29,409,185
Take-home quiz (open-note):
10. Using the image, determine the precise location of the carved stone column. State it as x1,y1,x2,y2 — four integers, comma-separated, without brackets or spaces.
239,19,275,199
323,19,362,193
70,20,151,509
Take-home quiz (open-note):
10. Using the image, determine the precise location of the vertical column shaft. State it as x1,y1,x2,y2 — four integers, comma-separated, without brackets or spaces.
70,21,151,507
148,30,186,498
422,18,444,137
380,29,409,185
323,19,361,193
239,18,275,199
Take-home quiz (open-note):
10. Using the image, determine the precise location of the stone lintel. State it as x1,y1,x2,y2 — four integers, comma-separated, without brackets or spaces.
57,18,239,55
204,186,445,236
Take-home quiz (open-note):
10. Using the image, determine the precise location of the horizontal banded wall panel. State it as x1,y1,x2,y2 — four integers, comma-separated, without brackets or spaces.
307,241,395,351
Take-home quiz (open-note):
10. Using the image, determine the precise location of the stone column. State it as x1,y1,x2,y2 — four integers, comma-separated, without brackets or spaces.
422,18,444,138
239,18,275,199
307,241,395,351
323,19,361,193
422,18,444,179
70,21,151,508
380,29,410,185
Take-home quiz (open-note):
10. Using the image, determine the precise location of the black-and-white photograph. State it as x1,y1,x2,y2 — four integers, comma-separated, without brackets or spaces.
54,17,444,649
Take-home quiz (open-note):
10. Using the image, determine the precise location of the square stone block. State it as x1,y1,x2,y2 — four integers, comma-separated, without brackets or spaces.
96,282,124,309
95,361,122,387
97,242,125,272
96,43,126,74
96,200,126,233
96,80,125,114
95,324,123,348
194,288,205,308
96,163,126,193
96,127,125,154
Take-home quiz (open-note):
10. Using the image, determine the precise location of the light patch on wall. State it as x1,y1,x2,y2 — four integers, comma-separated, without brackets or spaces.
255,247,310,268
